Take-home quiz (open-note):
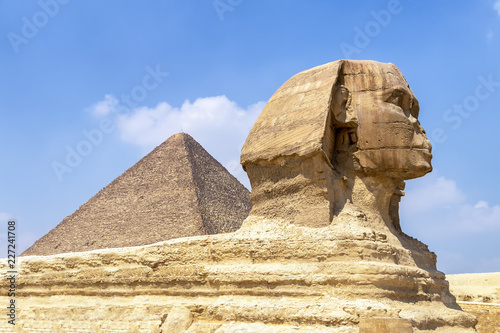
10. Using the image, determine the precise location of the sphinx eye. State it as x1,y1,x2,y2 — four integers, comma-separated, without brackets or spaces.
410,97,420,119
387,90,404,107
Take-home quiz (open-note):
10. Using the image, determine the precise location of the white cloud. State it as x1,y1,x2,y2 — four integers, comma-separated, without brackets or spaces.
495,0,500,16
115,96,264,148
401,174,500,235
400,174,500,273
474,200,489,209
456,201,500,232
89,94,266,188
86,94,120,117
402,175,466,214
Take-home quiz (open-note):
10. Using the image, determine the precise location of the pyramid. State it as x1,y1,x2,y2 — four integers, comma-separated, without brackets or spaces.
22,133,251,256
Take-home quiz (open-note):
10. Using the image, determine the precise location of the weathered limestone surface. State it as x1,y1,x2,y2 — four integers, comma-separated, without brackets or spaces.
0,60,479,332
0,220,477,332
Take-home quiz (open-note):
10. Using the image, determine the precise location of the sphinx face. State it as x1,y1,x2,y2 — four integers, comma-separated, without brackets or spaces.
343,61,432,179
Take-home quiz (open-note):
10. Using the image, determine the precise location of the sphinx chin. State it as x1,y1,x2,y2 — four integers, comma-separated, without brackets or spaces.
402,149,433,179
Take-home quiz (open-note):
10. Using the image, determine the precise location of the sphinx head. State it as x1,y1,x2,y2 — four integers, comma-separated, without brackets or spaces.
241,60,432,227
332,60,432,180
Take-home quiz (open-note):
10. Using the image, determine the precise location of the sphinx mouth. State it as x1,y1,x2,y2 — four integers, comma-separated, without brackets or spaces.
412,147,432,153
414,148,433,161
411,137,433,152
411,142,432,153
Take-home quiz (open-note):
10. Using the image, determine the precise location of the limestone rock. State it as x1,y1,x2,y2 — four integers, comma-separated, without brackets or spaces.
161,306,193,332
22,133,251,256
0,223,477,332
359,318,412,333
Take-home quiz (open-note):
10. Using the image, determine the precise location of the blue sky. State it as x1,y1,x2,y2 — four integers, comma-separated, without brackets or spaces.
1,0,499,274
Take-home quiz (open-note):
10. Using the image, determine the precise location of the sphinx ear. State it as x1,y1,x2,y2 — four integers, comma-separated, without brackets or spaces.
331,84,352,125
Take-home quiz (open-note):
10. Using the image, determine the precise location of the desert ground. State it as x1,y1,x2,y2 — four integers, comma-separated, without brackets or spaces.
448,272,500,333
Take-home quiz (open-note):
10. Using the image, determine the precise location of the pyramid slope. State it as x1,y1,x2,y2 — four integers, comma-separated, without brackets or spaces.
184,137,252,235
22,133,251,256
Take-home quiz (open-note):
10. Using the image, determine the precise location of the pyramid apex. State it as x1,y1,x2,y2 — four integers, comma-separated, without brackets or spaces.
170,132,193,140
160,132,198,148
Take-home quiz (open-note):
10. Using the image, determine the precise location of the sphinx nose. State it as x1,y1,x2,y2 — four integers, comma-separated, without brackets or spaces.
410,117,432,152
